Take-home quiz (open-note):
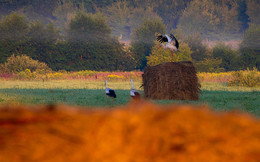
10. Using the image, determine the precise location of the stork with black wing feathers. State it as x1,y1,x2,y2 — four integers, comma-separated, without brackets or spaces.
105,80,116,104
156,33,181,62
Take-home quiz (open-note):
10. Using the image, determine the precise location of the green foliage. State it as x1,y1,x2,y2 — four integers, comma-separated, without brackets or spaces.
147,41,192,66
28,21,59,45
178,0,241,39
102,2,162,40
117,49,138,71
246,0,260,25
25,21,60,64
0,13,29,63
184,32,208,61
62,12,125,71
228,68,260,87
0,12,28,41
1,54,50,73
52,0,81,33
67,12,111,42
212,42,241,71
239,24,260,70
195,58,225,72
0,13,60,68
237,0,249,31
153,0,192,30
1,0,259,39
130,18,166,70
1,1,259,72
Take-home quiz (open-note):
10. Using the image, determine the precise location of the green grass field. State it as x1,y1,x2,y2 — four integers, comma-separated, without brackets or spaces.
0,80,259,117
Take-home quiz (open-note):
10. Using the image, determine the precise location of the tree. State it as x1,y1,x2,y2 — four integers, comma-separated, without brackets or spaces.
101,1,131,40
102,2,162,40
246,0,260,25
212,42,241,71
0,13,29,63
0,12,61,68
25,21,60,65
130,18,166,70
178,0,241,39
0,0,59,24
1,54,50,73
125,0,192,31
237,0,249,31
184,32,208,61
64,12,124,71
239,24,260,70
52,0,84,33
153,0,192,30
147,41,192,66
194,58,224,72
66,12,112,42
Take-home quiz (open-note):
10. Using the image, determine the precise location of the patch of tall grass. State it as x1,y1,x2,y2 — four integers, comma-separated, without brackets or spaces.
228,68,260,87
1,69,259,88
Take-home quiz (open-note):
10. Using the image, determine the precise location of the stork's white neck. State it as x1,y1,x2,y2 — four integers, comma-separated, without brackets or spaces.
105,80,107,88
131,79,134,89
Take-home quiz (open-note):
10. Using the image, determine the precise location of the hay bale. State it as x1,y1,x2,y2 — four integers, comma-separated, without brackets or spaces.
142,61,200,100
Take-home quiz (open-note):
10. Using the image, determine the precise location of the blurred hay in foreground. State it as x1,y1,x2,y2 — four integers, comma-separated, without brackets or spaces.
0,102,259,162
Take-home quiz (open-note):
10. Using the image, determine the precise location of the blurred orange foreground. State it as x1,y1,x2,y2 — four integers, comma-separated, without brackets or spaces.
0,102,259,162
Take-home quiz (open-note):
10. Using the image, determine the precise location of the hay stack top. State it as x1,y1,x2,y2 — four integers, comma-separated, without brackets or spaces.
142,61,200,100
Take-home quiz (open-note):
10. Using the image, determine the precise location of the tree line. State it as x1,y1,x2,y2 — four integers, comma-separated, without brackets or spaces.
0,12,259,72
0,0,259,40
0,0,260,72
0,12,130,71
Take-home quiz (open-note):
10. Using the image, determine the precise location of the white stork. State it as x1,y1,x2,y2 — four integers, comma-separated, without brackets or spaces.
105,80,116,104
156,33,181,62
130,79,140,100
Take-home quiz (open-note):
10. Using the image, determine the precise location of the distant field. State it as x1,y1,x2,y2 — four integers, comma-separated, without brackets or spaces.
0,80,259,117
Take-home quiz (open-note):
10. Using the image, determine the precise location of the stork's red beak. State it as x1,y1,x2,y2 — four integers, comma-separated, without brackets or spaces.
158,45,162,49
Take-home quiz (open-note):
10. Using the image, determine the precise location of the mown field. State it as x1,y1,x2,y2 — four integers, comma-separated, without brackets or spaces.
0,80,259,117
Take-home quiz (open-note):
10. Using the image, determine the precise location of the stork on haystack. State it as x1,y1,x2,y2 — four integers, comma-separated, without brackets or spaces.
156,33,181,62
105,80,116,104
130,79,141,100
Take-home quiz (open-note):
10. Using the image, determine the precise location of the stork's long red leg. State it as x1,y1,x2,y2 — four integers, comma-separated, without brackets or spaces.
113,98,114,104
171,51,173,62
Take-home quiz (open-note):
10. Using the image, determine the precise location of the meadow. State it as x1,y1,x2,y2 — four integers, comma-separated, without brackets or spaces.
0,79,259,117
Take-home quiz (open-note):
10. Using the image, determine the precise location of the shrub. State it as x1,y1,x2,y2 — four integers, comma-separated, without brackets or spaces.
17,69,36,80
195,58,225,72
212,41,241,71
2,54,51,73
228,68,260,87
147,41,192,66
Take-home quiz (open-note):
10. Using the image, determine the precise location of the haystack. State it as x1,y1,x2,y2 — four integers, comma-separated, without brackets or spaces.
142,61,200,100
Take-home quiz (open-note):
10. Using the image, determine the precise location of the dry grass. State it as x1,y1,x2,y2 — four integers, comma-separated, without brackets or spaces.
0,102,259,162
143,61,200,100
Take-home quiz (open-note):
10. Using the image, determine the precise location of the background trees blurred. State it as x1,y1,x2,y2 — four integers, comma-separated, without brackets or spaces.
212,42,240,71
0,0,259,71
130,18,166,70
0,13,29,63
177,0,241,39
239,24,260,70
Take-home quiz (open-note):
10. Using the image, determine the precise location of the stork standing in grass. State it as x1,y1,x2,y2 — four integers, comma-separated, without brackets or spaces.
130,79,140,100
105,80,116,104
156,33,181,62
